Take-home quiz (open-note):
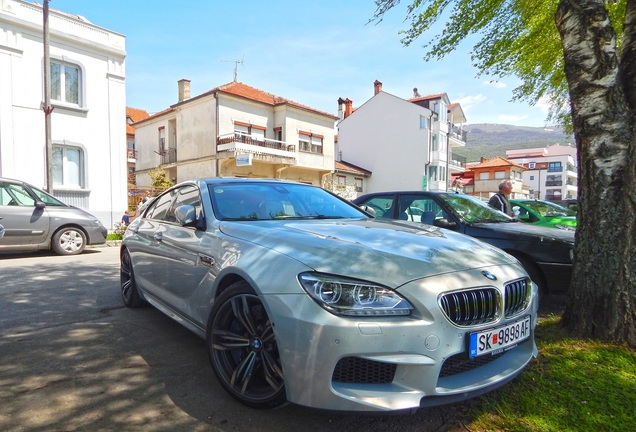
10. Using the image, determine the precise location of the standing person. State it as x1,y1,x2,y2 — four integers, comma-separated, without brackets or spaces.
488,180,513,216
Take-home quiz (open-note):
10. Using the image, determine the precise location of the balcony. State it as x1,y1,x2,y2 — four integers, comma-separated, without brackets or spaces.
449,152,467,169
160,147,177,165
127,148,137,160
217,133,297,164
448,124,467,144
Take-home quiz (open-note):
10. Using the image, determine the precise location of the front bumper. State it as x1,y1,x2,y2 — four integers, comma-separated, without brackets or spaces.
264,268,539,412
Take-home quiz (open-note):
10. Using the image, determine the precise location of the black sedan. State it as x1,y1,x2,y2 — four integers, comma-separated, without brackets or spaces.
353,191,574,294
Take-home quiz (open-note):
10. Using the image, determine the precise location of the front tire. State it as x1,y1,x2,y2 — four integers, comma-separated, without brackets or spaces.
51,227,86,255
207,282,286,409
120,249,145,308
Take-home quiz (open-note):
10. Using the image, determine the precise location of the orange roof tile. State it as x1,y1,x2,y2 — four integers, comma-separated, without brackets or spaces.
126,107,150,135
335,160,372,176
212,81,338,119
469,156,526,170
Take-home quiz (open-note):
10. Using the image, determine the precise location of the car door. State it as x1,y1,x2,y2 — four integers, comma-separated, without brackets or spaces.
0,182,50,247
138,185,209,321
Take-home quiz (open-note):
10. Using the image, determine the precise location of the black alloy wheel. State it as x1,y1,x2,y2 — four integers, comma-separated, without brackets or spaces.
207,282,286,409
120,249,145,308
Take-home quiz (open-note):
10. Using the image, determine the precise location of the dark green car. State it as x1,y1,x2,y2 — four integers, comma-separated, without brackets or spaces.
510,199,577,231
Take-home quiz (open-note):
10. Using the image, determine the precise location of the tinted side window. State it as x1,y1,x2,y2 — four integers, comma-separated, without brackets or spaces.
358,195,395,219
400,195,449,224
146,190,176,221
0,183,35,206
170,186,202,221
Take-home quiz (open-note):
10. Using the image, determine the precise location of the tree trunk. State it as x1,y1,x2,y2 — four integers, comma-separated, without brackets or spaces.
556,0,636,347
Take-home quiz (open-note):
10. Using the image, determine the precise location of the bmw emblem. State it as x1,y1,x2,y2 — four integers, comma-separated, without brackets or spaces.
481,270,497,281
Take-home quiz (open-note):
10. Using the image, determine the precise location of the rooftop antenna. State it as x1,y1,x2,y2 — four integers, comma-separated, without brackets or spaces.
222,58,244,81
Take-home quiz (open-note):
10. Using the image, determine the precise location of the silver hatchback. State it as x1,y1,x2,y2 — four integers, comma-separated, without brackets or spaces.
121,178,538,412
0,177,107,255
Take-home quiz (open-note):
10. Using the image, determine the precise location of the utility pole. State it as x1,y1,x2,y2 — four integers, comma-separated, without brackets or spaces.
43,0,54,193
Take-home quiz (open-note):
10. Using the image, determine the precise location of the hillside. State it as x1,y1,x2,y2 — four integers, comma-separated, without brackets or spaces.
454,124,575,162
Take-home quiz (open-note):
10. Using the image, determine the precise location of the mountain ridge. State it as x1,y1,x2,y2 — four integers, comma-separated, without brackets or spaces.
454,123,575,162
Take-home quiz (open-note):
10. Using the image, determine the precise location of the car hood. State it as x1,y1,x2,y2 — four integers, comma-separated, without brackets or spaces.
471,220,575,243
219,219,518,287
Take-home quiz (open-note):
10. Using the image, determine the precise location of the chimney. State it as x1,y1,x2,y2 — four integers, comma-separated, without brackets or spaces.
480,157,487,163
337,97,345,120
344,98,353,118
178,79,191,102
413,87,421,98
374,80,383,95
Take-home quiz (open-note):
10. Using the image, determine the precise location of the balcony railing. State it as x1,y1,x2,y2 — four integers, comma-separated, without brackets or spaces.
161,147,177,165
217,133,297,162
449,124,467,142
449,152,467,168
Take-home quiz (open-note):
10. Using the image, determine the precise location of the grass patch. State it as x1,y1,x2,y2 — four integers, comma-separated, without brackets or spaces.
460,314,636,431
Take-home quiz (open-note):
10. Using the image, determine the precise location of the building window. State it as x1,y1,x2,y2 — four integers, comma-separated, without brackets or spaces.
548,162,563,172
495,171,506,179
355,178,363,192
51,60,81,105
234,121,266,142
53,145,84,188
479,172,490,180
158,127,166,154
530,175,535,181
431,134,438,151
299,132,323,154
274,127,282,142
419,115,430,129
546,175,563,186
337,175,346,186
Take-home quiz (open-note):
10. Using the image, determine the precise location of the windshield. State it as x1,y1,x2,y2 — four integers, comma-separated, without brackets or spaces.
208,182,369,221
439,193,513,223
515,200,576,217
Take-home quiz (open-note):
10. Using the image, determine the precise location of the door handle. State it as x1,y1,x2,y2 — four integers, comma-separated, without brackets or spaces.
153,232,163,241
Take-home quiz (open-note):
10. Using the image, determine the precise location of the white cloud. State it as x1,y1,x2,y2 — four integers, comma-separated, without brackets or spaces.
456,94,487,110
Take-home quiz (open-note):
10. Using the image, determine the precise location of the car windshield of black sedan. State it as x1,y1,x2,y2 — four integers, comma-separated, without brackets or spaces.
209,183,368,221
440,193,514,223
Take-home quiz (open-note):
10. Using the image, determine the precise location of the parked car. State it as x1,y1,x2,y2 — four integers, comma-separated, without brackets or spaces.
551,199,578,212
121,178,538,412
353,191,574,294
510,199,577,230
0,177,107,255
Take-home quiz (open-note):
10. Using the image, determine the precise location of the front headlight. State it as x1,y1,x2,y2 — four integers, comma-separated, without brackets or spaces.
298,272,413,317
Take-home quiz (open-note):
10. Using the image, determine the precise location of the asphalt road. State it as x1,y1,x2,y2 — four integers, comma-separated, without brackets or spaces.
0,245,539,432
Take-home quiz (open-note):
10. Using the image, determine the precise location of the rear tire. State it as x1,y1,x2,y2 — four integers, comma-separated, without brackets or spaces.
207,281,286,409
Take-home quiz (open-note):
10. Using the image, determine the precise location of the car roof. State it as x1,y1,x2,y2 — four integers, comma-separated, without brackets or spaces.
201,177,311,186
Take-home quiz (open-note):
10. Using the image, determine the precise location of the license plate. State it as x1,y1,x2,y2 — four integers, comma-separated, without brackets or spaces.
469,316,531,358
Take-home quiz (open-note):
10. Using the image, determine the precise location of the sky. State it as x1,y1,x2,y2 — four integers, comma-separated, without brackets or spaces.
47,0,551,127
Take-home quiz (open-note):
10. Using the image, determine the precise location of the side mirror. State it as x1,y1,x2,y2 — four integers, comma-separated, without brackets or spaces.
432,218,458,229
358,205,376,217
175,204,198,226
35,200,46,209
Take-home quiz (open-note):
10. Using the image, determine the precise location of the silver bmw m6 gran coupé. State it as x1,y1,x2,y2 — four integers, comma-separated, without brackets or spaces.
120,178,538,412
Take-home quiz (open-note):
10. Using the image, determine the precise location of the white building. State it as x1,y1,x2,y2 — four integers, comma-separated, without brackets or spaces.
0,0,127,228
506,144,578,201
336,81,467,193
133,80,338,187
